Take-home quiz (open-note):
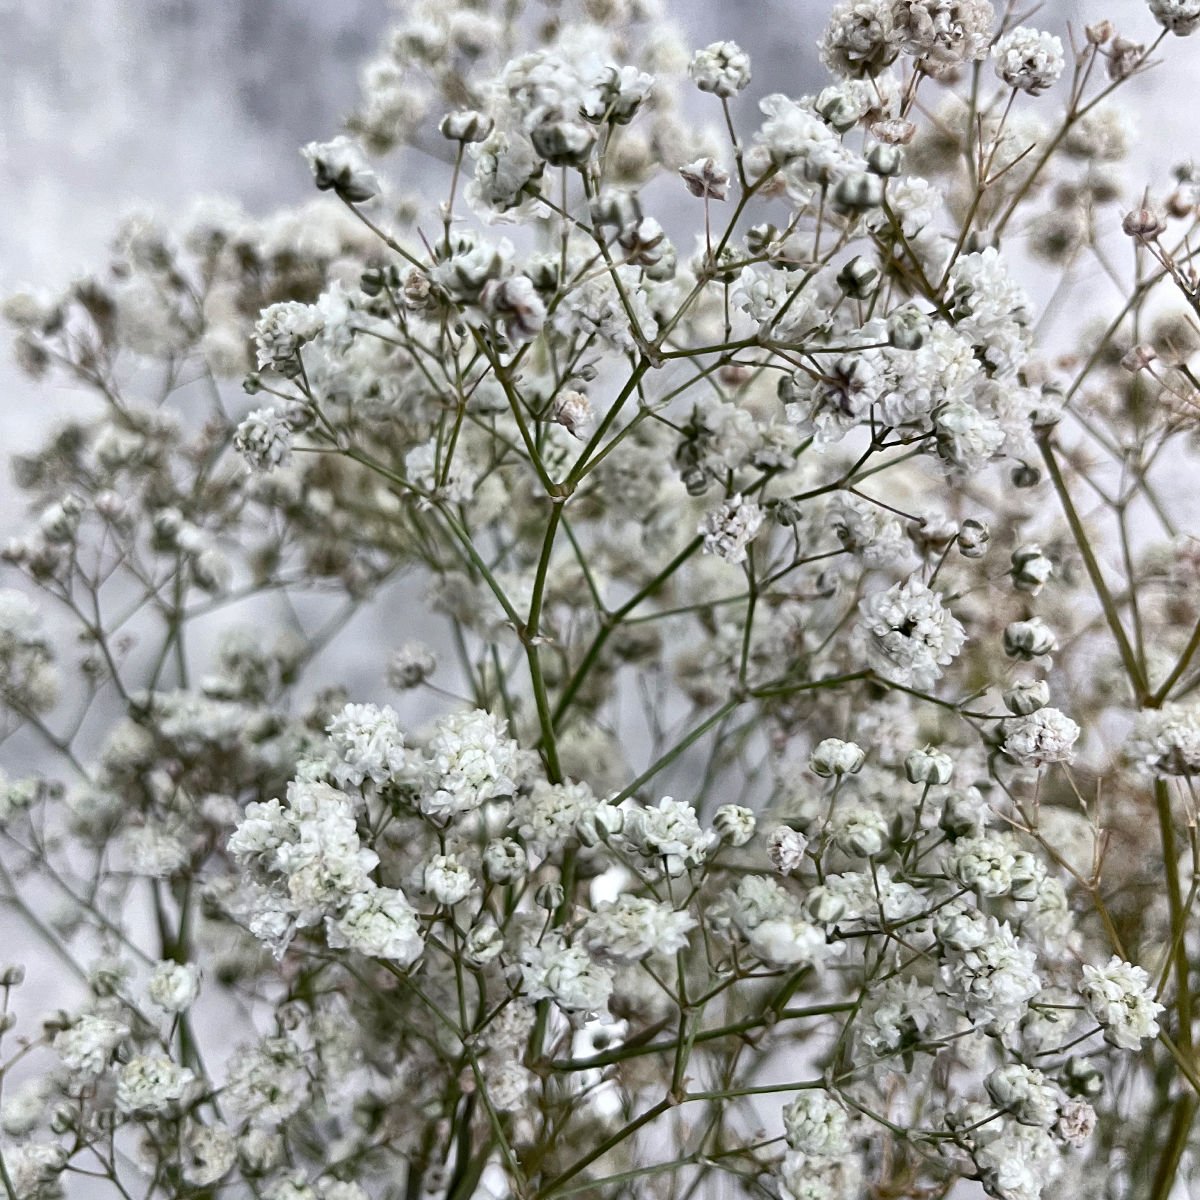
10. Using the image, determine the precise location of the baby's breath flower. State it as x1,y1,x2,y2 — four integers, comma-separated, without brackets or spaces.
858,577,966,688
688,41,751,98
810,738,866,777
116,1055,197,1113
148,960,200,1013
301,135,379,202
1002,707,1080,767
992,27,1065,94
235,407,294,472
1148,0,1200,36
699,494,765,565
1081,957,1164,1049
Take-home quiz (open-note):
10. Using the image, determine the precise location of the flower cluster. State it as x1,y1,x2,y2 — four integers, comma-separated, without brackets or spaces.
2,0,1199,1198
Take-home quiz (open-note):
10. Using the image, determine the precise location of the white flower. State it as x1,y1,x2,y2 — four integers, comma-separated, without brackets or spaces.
148,960,201,1013
688,41,751,97
116,1055,196,1113
481,275,546,345
820,0,899,77
1148,0,1200,36
768,826,810,873
583,896,697,961
235,408,293,471
419,709,521,821
1124,704,1200,776
948,835,1017,897
782,1091,851,1155
326,886,423,964
326,703,408,788
985,1064,1061,1128
699,494,765,565
224,1036,310,1126
521,939,613,1013
301,135,379,202
1080,957,1164,1050
810,738,866,777
623,796,716,875
992,27,1065,94
53,1014,130,1077
510,778,601,853
894,0,995,72
423,853,475,906
181,1122,237,1186
943,919,1041,1028
858,577,966,688
387,642,437,690
1002,708,1080,767
253,301,325,375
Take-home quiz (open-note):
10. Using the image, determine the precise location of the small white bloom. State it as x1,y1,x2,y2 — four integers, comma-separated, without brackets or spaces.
301,135,379,202
235,407,293,472
689,41,751,97
992,27,1065,93
148,960,201,1013
423,853,475,906
1080,956,1164,1050
326,886,423,964
116,1055,196,1113
1002,708,1080,767
858,577,966,688
782,1090,851,1155
699,494,765,565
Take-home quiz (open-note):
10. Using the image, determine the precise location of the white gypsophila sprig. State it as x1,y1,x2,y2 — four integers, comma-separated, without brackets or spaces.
857,576,966,688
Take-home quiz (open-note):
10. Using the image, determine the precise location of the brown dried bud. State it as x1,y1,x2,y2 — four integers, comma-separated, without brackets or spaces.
1086,20,1114,45
1122,207,1166,241
1106,37,1144,81
1121,343,1158,372
869,118,917,146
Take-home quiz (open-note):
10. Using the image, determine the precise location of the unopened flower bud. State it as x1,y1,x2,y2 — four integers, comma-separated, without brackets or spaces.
867,144,904,176
816,88,861,132
905,747,954,785
1010,851,1042,902
887,305,929,350
439,110,494,143
869,118,916,145
680,157,730,200
535,882,565,911
1121,343,1157,372
810,738,865,777
833,809,888,857
1085,20,1113,44
387,642,437,690
464,921,504,967
958,517,991,558
1011,463,1041,488
837,255,879,297
482,838,527,884
1012,545,1054,595
832,172,884,212
1065,1057,1104,1099
1004,618,1058,660
1122,206,1166,241
805,886,847,925
1004,678,1050,715
0,965,25,987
